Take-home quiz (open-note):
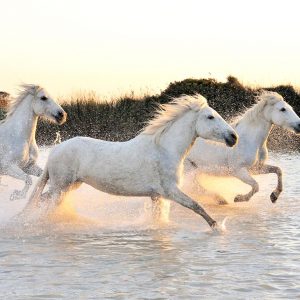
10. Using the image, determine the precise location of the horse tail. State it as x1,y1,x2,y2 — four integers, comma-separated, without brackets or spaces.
24,164,49,210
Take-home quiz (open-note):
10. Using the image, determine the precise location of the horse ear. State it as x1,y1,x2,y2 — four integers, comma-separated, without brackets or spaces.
30,86,37,95
254,89,264,103
32,85,42,97
20,84,37,96
258,89,267,97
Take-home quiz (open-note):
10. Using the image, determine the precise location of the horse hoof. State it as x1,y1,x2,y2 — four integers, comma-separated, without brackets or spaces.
10,191,23,201
270,192,278,203
210,221,225,234
217,199,228,205
234,195,245,202
210,220,218,230
10,194,17,201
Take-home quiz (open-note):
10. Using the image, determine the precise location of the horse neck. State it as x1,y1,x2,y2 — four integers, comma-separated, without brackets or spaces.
6,95,38,144
237,112,272,149
159,110,197,163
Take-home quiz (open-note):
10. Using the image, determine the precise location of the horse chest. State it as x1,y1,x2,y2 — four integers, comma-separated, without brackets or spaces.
241,148,259,167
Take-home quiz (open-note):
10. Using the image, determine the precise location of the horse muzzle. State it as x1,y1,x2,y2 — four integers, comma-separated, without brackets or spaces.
225,132,238,147
54,111,67,125
292,122,300,134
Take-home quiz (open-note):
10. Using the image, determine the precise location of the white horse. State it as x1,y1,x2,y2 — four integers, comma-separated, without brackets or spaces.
0,84,67,200
187,91,300,203
24,94,238,230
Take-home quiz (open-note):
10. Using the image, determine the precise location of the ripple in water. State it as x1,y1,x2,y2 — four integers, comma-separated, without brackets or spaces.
0,149,299,299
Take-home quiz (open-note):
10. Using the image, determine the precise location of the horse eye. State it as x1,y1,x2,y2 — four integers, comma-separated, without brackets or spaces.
280,108,286,112
207,115,214,120
40,96,48,101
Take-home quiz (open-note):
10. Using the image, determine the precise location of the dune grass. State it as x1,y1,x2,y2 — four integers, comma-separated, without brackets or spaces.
1,76,300,151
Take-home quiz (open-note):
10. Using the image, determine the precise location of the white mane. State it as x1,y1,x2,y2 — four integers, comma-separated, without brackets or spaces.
142,94,208,140
233,90,284,126
2,84,42,122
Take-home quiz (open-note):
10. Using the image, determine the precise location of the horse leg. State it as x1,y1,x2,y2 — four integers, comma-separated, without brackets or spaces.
18,191,55,221
46,191,65,215
187,160,228,205
6,165,33,201
151,195,163,221
25,186,71,220
193,175,228,205
233,168,259,202
254,164,283,203
23,162,43,177
33,187,65,216
151,195,170,222
41,180,81,213
163,185,217,229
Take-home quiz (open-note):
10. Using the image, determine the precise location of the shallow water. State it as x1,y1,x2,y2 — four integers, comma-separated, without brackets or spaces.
0,149,299,299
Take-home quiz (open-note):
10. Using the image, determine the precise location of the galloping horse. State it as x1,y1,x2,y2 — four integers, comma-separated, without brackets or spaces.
24,94,238,230
187,91,300,203
0,84,67,200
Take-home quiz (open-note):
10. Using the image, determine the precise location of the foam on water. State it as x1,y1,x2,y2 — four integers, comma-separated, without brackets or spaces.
0,148,299,299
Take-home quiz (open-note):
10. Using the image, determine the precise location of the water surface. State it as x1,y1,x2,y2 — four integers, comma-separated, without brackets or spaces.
0,150,299,299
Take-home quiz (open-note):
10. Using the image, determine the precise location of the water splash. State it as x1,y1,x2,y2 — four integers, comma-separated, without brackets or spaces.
194,173,251,203
220,216,228,231
0,146,280,235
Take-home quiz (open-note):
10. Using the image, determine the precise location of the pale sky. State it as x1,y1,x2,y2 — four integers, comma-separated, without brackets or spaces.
1,0,299,98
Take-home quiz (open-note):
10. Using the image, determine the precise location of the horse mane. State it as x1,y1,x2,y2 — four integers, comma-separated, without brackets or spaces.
2,84,42,122
142,94,208,142
232,90,284,126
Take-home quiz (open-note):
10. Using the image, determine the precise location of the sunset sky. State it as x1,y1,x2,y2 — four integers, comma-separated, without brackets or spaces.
1,0,299,98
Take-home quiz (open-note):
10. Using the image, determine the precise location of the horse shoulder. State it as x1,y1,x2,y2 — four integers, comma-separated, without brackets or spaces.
187,138,231,172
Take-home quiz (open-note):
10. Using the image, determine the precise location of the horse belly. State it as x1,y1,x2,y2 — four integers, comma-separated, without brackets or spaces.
199,165,233,176
82,169,156,197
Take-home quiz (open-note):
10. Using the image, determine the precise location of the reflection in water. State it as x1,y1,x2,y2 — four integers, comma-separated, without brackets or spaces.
0,149,299,299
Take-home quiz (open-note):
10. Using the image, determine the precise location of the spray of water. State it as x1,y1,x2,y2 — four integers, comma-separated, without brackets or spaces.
0,146,266,235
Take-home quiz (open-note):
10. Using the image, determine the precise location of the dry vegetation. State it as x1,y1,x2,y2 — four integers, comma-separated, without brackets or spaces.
1,76,300,151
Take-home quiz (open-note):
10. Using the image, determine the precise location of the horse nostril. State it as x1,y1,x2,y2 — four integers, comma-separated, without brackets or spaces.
231,133,237,141
55,111,66,123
